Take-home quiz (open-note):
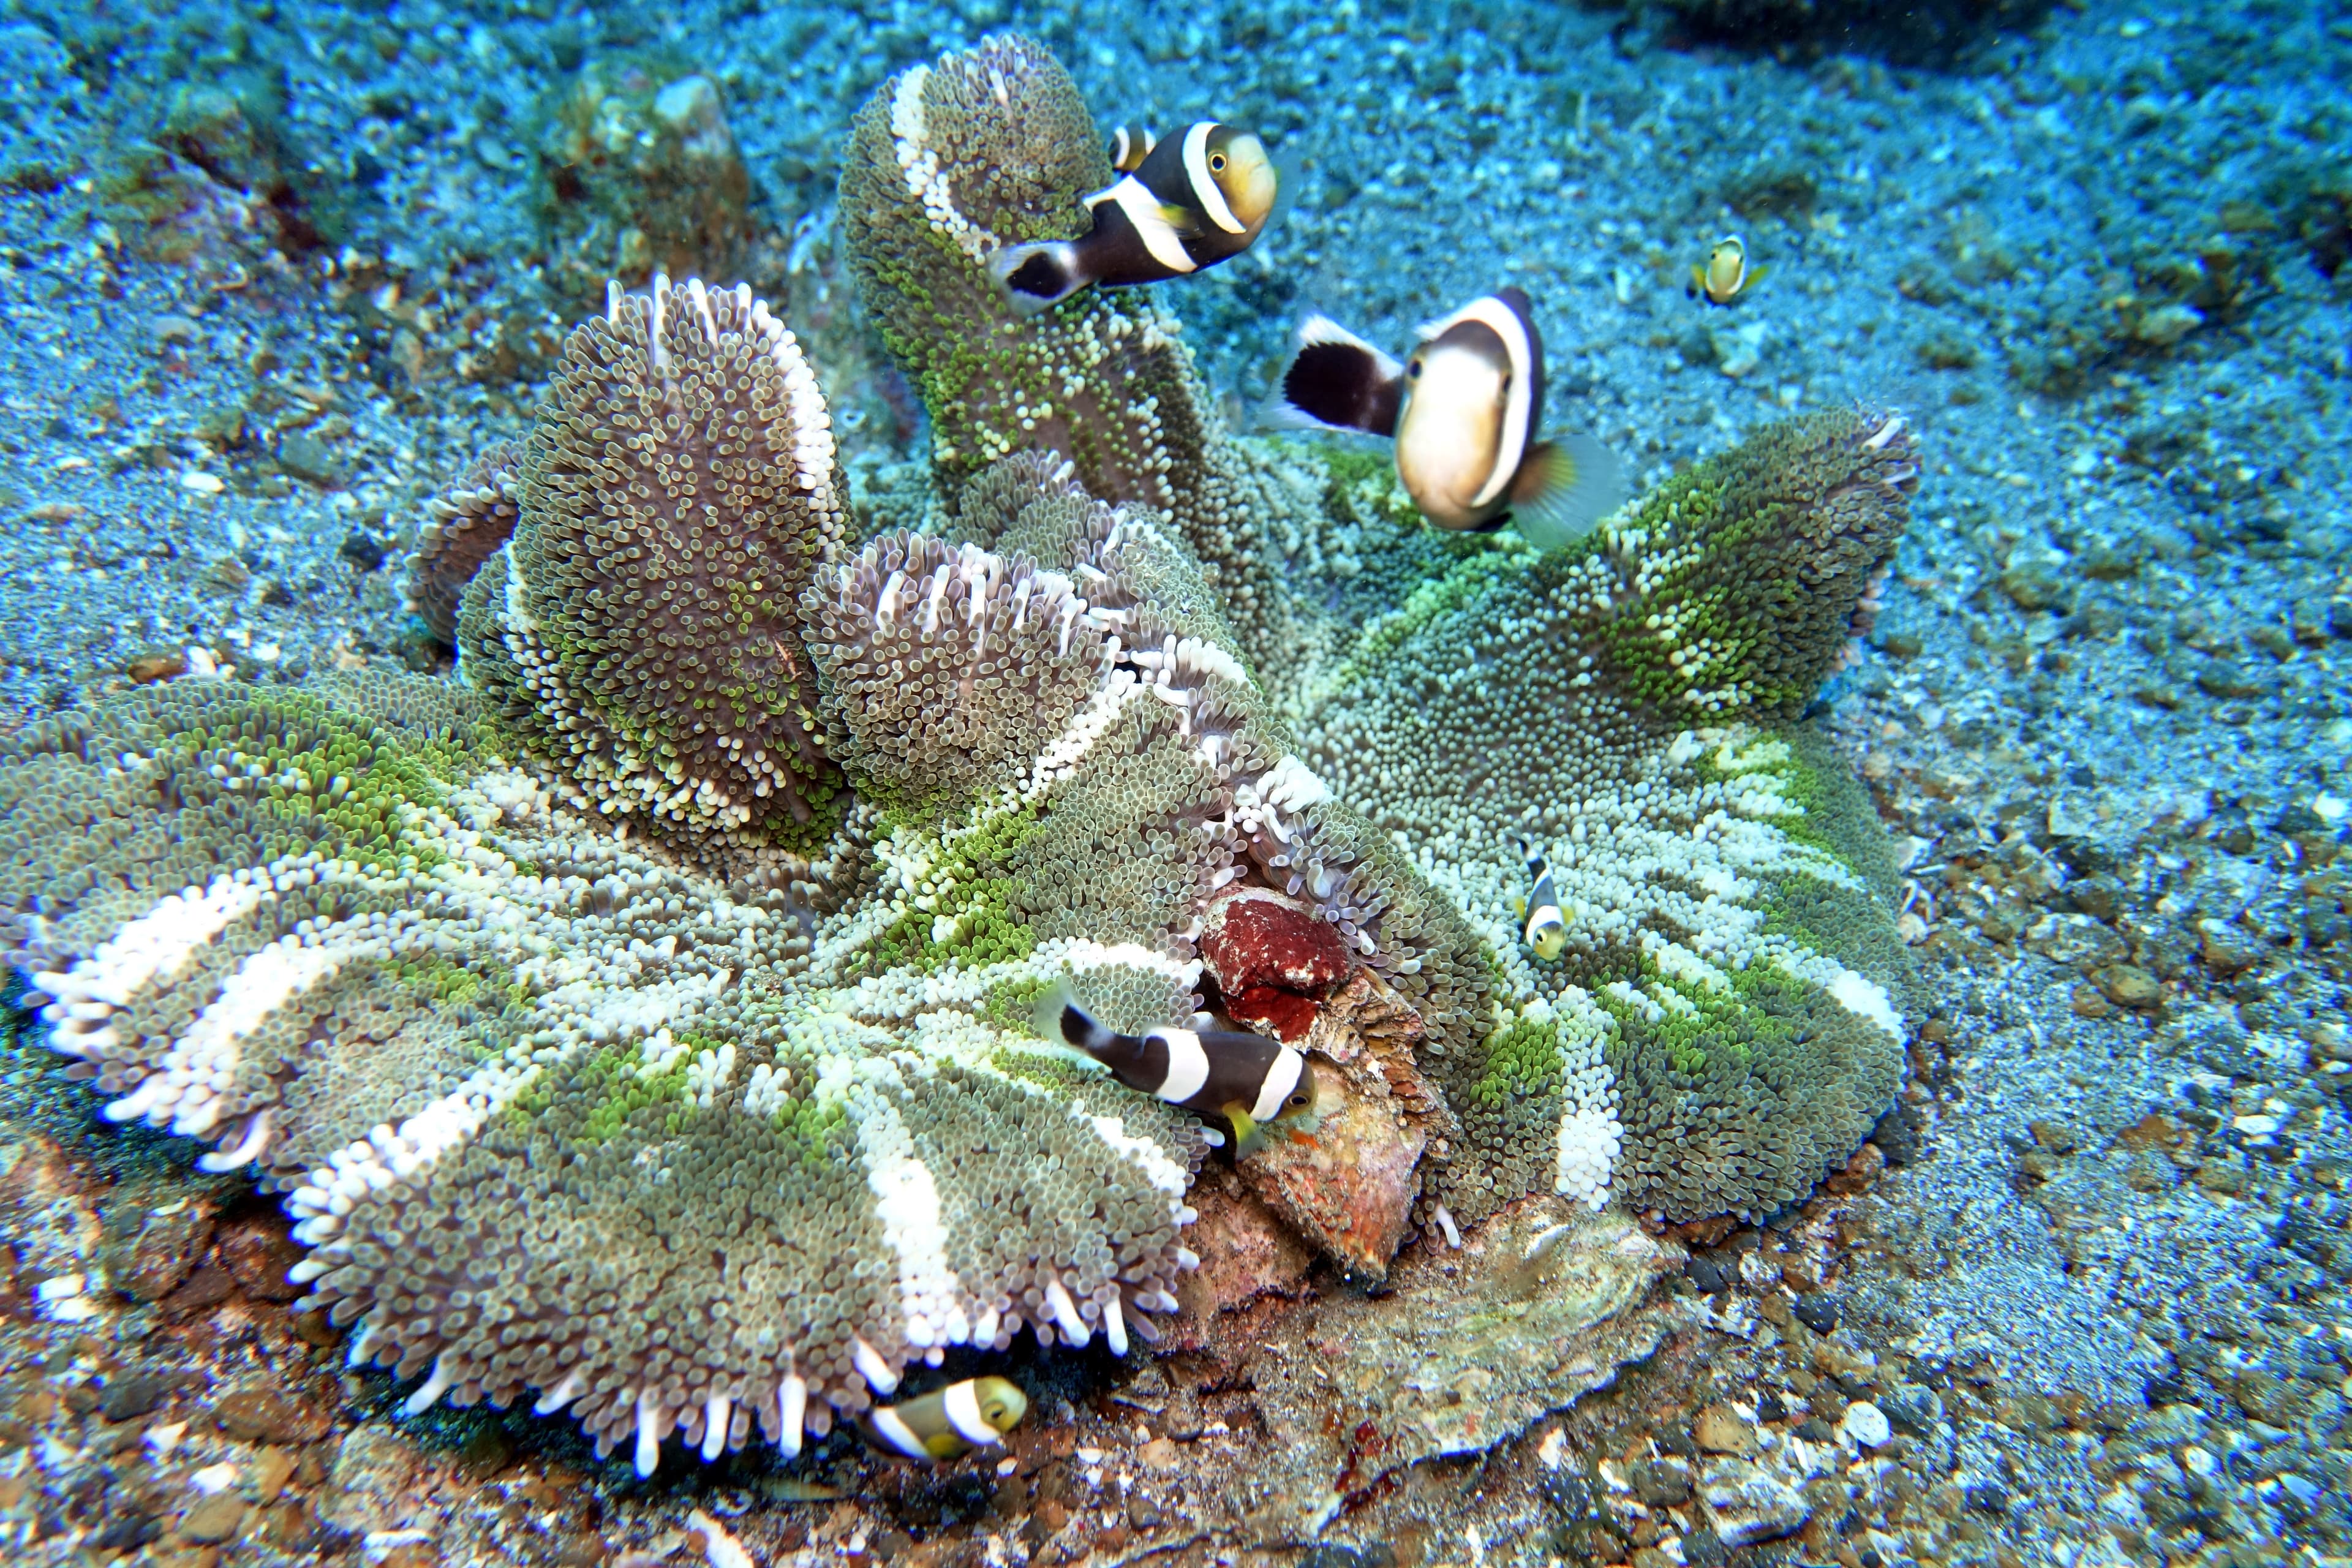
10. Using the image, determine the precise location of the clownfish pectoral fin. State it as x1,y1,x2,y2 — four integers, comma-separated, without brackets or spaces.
988,243,1088,315
1508,434,1629,554
1156,201,1207,238
1221,1102,1268,1159
1741,263,1768,295
1689,263,1709,301
1261,314,1407,439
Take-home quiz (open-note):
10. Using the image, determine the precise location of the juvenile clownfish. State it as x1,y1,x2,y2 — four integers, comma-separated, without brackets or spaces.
1520,846,1567,962
858,1376,1030,1463
1108,124,1157,173
1265,288,1627,550
1035,982,1315,1156
1690,234,1765,306
987,122,1279,316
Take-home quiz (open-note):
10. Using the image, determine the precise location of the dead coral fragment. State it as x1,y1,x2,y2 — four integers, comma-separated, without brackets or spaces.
460,274,847,848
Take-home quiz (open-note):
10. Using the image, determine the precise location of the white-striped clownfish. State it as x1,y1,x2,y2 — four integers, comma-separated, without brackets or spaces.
1108,124,1157,173
1034,983,1316,1156
987,122,1278,315
1266,287,1626,549
857,1376,1030,1463
1690,233,1765,306
1519,846,1567,962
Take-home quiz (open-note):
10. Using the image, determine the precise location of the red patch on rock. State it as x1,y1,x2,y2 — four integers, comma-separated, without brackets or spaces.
1202,890,1350,999
1226,985,1321,1044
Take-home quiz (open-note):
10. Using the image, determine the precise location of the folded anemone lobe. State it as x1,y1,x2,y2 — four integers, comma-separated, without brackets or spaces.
1300,407,1920,1228
457,276,848,850
404,441,520,647
838,36,1315,679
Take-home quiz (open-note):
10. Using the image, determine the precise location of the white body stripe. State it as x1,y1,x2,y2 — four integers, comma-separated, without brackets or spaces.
1251,1047,1306,1123
1153,1028,1210,1102
1182,122,1245,235
870,1408,932,1460
942,1381,1001,1446
1107,177,1197,273
1419,295,1537,510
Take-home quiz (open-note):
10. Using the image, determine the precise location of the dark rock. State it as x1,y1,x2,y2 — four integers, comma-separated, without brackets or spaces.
1881,1385,1942,1437
339,529,386,573
97,1191,216,1303
1792,1293,1840,1334
216,1219,306,1303
1964,1482,2010,1515
1652,1425,1698,1460
162,1262,238,1314
100,1372,183,1422
1868,1102,1922,1167
89,1512,160,1552
1755,1392,1788,1423
1686,1255,1730,1294
1631,1460,1694,1507
1793,1417,1837,1443
277,430,340,487
1681,1523,1729,1568
214,1386,327,1444
2143,1374,2189,1407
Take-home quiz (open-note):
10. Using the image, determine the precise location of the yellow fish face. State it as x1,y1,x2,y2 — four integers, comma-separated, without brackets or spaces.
971,1376,1029,1436
1700,235,1750,305
1395,342,1510,530
1207,129,1278,234
1528,919,1567,962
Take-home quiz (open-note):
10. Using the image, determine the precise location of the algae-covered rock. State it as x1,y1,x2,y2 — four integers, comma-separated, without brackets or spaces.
535,56,756,304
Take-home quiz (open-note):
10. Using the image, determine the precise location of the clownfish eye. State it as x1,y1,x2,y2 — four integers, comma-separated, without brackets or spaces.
1288,1091,1310,1109
1406,358,1423,379
1209,152,1227,172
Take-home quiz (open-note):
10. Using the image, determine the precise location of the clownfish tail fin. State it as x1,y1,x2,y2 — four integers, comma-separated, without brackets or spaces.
988,242,1087,315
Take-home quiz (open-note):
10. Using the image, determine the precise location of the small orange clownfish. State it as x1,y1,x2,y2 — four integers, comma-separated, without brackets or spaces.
1690,234,1765,306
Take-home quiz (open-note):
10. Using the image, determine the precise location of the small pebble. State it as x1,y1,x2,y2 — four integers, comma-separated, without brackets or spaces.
1840,1401,1893,1449
1792,1292,1839,1334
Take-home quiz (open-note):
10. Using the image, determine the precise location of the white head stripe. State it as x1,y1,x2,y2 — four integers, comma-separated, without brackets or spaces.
1251,1047,1305,1124
943,1381,1002,1446
1153,1028,1210,1103
870,1408,932,1461
1526,903,1564,943
1109,178,1197,273
1183,123,1246,235
1414,296,1538,510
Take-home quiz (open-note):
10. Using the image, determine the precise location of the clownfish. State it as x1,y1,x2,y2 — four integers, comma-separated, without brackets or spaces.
987,122,1278,315
1035,983,1315,1156
1518,846,1567,962
1265,287,1626,549
1108,124,1157,173
1690,234,1764,306
858,1376,1030,1463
